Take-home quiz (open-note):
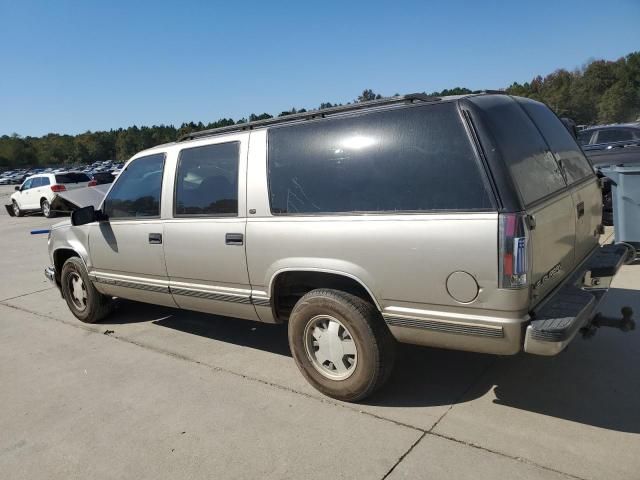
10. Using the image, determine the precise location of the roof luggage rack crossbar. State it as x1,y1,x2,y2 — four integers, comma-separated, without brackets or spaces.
177,93,440,142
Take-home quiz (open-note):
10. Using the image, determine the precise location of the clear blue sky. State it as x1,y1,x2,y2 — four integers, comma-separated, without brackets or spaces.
1,0,638,137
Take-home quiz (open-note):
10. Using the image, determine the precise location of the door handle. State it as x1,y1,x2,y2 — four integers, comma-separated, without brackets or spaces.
225,233,244,245
576,201,585,219
148,233,163,244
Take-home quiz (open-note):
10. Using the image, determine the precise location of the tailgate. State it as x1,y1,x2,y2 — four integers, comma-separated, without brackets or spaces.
528,190,577,305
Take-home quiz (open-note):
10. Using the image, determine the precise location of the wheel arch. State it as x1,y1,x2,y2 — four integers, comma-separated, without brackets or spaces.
268,268,382,322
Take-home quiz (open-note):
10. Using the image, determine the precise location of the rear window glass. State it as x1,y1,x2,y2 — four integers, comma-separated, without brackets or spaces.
469,95,566,206
596,129,636,144
175,142,239,216
576,130,593,145
267,102,493,214
55,173,91,183
517,98,594,184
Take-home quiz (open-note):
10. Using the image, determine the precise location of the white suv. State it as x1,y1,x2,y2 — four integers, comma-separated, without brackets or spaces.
11,172,92,217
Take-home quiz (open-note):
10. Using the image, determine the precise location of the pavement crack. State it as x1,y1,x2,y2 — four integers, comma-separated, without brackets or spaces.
0,286,56,303
0,301,426,434
381,431,427,479
429,432,588,480
428,356,498,433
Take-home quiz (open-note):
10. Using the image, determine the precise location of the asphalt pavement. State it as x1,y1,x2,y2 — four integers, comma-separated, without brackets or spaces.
1,184,639,479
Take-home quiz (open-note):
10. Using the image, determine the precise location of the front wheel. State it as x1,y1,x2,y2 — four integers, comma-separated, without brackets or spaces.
288,289,396,402
60,257,113,323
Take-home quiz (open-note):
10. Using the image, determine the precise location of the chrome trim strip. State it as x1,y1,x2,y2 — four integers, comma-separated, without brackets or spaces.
383,313,504,338
92,276,170,294
90,273,271,307
171,287,252,304
251,296,271,307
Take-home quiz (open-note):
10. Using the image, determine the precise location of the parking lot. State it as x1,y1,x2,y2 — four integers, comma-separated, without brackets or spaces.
1,182,639,479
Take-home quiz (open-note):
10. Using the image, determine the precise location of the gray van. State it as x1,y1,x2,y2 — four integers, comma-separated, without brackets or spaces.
45,93,633,401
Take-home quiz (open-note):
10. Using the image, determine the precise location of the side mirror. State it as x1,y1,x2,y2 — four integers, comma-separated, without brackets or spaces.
71,206,100,226
14,185,20,191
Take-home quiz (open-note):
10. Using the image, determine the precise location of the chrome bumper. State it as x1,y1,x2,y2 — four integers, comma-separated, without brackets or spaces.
524,243,635,356
44,266,55,283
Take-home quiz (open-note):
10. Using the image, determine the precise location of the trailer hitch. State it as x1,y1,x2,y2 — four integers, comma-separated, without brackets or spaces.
581,307,635,339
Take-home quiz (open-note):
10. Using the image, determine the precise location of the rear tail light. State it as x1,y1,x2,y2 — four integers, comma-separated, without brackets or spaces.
498,213,530,289
51,184,66,193
88,180,97,187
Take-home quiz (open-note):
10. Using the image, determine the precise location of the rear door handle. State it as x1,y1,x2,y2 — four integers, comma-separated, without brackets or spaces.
148,233,162,244
577,201,585,219
225,233,244,245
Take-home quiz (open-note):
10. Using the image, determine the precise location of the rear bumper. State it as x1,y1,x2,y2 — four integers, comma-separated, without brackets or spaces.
524,243,634,356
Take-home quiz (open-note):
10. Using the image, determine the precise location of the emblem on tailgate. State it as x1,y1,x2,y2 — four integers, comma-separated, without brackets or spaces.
534,263,562,290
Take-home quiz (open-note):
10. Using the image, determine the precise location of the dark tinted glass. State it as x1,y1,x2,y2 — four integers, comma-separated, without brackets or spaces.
469,95,566,205
93,172,115,184
32,177,43,187
268,103,492,214
576,130,594,145
55,173,91,183
41,176,50,186
597,128,634,144
175,142,239,216
103,153,165,219
517,98,593,184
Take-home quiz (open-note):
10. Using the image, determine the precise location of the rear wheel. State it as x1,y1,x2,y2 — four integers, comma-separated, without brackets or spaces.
288,289,396,402
60,257,113,323
12,200,23,217
41,199,55,218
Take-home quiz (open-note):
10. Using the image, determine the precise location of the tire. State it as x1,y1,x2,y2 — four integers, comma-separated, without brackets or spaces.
60,257,113,323
288,288,396,402
41,199,55,218
12,200,24,217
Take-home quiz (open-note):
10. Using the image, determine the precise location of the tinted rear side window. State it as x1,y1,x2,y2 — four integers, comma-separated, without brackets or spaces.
267,103,493,214
175,142,239,216
468,95,566,206
596,128,636,144
55,173,91,183
517,98,594,185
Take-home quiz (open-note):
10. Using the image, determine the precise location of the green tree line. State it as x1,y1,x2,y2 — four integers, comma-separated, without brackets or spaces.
1,51,638,169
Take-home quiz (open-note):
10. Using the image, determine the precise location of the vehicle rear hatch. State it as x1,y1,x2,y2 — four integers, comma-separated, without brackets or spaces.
464,95,597,305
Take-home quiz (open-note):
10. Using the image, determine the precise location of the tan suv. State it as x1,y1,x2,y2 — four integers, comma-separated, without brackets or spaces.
45,93,634,401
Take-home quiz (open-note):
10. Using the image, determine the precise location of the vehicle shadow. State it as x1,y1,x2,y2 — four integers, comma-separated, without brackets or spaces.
100,287,640,434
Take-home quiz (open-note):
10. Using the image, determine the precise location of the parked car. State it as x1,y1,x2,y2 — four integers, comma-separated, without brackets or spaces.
11,172,92,217
45,93,633,401
578,123,640,150
89,171,115,185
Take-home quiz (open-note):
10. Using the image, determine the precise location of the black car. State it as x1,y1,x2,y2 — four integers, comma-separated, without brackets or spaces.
578,123,640,152
91,171,115,185
579,124,640,226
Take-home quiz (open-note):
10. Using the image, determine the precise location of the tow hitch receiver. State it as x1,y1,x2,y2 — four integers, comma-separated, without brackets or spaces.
581,307,635,339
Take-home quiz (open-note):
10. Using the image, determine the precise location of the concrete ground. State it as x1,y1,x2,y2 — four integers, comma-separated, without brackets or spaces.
1,184,639,479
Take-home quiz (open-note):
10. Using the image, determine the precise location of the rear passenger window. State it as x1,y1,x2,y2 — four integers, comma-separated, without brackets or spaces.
597,129,635,144
267,103,493,214
517,98,594,185
469,95,566,206
103,153,165,219
32,177,43,188
41,177,50,186
174,142,239,216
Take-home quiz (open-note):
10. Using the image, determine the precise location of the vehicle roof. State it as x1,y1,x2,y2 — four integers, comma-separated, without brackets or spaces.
131,91,511,159
581,123,640,132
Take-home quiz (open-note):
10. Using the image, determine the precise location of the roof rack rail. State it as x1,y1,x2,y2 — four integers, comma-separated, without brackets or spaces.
177,93,440,142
